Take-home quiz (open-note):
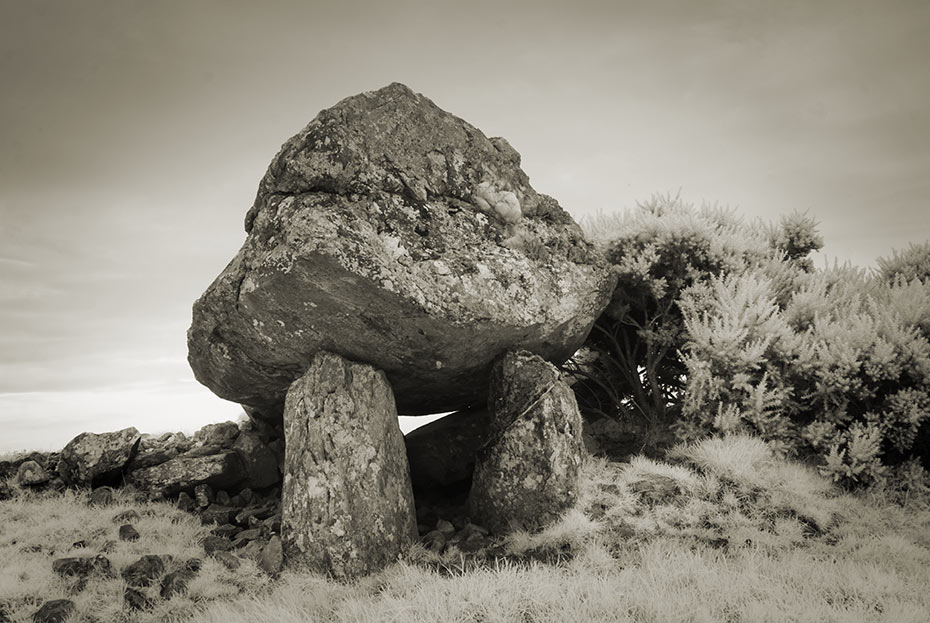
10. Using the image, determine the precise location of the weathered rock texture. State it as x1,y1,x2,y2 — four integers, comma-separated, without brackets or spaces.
57,427,141,487
15,460,49,487
129,451,245,498
188,82,615,416
282,351,417,579
469,350,584,534
232,431,280,489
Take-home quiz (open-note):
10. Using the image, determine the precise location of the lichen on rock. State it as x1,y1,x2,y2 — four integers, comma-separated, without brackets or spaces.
281,351,417,580
473,181,522,224
469,350,585,534
187,82,615,416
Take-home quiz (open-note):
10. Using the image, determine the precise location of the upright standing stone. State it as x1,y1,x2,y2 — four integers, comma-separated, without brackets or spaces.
469,350,584,534
282,351,417,579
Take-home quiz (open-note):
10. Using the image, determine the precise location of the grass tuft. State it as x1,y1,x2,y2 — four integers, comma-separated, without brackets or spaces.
2,435,929,622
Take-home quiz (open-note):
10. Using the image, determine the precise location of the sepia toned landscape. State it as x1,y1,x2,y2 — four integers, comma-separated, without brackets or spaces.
2,2,929,622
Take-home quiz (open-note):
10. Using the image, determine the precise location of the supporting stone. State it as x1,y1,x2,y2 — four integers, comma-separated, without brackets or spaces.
282,351,417,579
468,350,584,534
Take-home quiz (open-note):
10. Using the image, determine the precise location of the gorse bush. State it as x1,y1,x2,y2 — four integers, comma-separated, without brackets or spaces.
680,266,930,485
569,194,820,446
573,194,930,488
877,241,930,285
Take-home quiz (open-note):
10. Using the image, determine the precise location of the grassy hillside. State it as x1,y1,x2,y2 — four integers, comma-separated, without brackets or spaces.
2,436,929,622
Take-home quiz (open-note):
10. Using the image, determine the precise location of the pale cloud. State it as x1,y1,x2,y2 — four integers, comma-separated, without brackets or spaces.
0,381,243,453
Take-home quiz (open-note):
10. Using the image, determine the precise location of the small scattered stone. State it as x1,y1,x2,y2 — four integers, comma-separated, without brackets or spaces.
194,484,214,508
201,505,238,526
57,427,140,487
88,487,115,507
159,569,196,599
215,490,232,506
176,492,195,512
422,530,447,553
212,551,241,570
261,514,281,537
202,536,233,556
52,555,115,580
259,535,283,576
124,587,153,611
707,537,729,549
121,555,167,587
119,524,140,542
32,599,75,623
194,421,240,447
436,519,455,535
461,523,490,540
234,503,274,526
231,528,262,548
238,539,264,562
111,509,141,524
237,488,255,505
16,460,49,487
210,523,240,538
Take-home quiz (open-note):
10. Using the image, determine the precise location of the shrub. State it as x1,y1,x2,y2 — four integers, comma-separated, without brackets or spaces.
569,194,818,450
878,241,930,285
678,264,930,487
574,196,929,488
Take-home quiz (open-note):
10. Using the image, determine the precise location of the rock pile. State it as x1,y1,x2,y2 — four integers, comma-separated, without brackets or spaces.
2,420,281,525
127,421,280,497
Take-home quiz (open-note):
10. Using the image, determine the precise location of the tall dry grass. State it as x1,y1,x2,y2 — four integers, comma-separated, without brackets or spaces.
2,435,929,622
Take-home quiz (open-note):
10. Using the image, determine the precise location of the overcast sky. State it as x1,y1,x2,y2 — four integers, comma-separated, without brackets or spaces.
1,0,928,452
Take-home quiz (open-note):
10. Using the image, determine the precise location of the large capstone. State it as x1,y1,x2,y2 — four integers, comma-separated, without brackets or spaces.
188,82,615,416
281,351,417,579
468,350,584,534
